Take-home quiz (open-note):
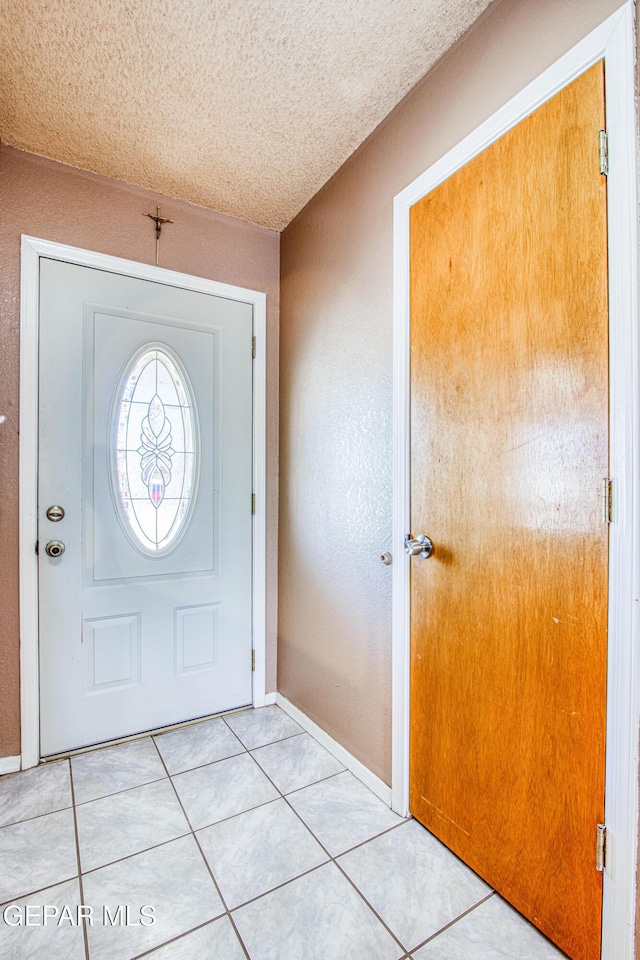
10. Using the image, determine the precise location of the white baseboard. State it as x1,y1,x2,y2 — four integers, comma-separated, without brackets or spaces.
275,694,393,808
264,692,277,706
0,755,21,775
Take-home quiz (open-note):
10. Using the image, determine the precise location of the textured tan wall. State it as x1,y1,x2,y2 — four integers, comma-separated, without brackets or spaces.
279,0,625,788
0,145,280,758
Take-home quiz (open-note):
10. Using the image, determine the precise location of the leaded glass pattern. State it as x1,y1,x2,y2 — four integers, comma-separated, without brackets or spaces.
112,345,198,555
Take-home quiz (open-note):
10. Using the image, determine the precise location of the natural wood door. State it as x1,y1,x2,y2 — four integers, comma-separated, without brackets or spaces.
409,63,608,960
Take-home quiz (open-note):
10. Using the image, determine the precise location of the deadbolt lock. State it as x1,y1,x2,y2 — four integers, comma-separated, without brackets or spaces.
45,540,65,558
46,505,65,522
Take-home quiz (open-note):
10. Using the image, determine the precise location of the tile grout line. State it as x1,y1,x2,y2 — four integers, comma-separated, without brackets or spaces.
181,796,278,834
0,756,228,825
235,725,500,957
0,718,336,829
0,758,406,916
329,851,411,955
79,831,194,877
129,915,231,959
74,774,168,808
226,730,499,958
153,747,246,778
41,705,254,763
0,724,325,832
156,723,411,950
0,800,75,830
328,816,408,857
238,748,410,958
153,715,244,766
141,722,413,951
3,711,497,959
228,861,333,912
73,731,168,807
68,758,91,960
63,742,280,885
5,719,337,949
247,755,349,794
220,711,306,751
154,740,253,960
406,890,496,954
166,785,405,850
284,767,348,798
72,746,205,876
0,762,366,829
223,910,253,959
0,874,80,909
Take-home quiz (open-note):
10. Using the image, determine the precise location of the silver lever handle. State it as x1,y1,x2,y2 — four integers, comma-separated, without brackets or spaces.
404,534,433,558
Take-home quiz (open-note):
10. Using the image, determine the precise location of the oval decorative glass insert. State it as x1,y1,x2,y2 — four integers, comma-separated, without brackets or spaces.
111,344,199,555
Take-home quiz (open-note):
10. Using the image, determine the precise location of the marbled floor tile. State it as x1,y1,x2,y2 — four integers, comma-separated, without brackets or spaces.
288,771,403,855
83,835,224,960
0,760,71,828
413,895,568,959
72,738,166,805
76,779,190,872
198,797,327,908
143,916,247,959
232,861,402,960
0,878,85,960
338,819,491,952
154,718,244,775
0,808,78,902
172,752,278,830
251,733,344,794
224,705,303,750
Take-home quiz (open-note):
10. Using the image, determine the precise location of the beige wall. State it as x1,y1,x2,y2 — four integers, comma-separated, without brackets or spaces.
279,0,625,786
0,145,279,758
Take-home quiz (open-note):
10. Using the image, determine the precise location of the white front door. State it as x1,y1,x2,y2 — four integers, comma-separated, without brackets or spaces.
38,258,254,756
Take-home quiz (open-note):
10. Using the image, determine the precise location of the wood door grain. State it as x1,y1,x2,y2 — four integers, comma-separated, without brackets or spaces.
409,62,608,960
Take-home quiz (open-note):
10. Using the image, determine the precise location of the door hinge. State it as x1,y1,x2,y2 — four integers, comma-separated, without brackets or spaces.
252,336,256,359
599,129,608,176
251,493,256,515
596,823,607,872
251,649,256,672
35,541,39,556
602,478,613,524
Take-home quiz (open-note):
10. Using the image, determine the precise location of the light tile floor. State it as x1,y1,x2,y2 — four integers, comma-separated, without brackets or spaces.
0,706,568,959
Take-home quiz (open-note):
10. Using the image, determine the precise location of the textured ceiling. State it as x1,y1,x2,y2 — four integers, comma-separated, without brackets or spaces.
1,0,492,230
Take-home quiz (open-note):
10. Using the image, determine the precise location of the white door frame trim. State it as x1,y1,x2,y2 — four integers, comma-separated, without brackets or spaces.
19,236,268,767
391,6,638,959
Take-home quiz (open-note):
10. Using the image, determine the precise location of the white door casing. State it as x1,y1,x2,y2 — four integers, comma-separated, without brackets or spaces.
392,6,638,960
20,239,267,760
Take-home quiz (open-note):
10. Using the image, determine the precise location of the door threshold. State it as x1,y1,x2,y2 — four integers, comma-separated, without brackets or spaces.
40,703,253,763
